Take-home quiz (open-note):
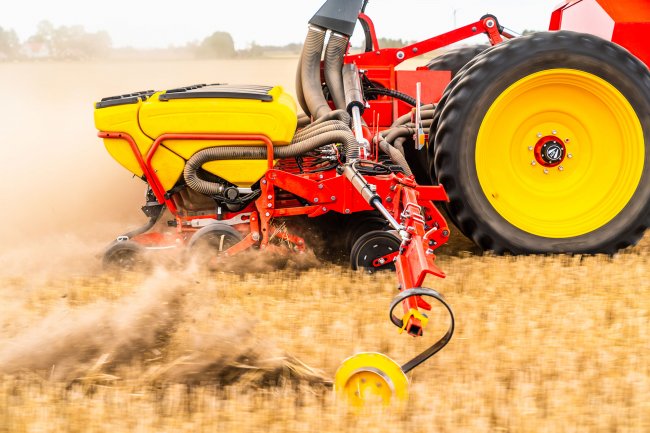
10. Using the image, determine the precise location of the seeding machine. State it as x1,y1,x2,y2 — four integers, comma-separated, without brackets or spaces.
95,0,650,405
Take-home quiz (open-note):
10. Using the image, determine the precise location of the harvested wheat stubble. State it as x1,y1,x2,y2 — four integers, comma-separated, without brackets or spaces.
0,234,648,432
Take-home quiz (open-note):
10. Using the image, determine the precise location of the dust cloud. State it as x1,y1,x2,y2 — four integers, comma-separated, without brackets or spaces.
0,58,331,386
0,268,327,385
0,59,298,255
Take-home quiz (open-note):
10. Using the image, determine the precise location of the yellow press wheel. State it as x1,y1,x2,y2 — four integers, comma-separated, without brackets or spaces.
433,31,650,254
334,352,409,407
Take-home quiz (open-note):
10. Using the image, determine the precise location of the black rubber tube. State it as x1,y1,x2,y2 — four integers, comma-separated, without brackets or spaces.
295,54,311,117
293,120,351,141
324,32,349,110
378,139,412,176
301,26,331,120
119,205,165,240
297,113,310,128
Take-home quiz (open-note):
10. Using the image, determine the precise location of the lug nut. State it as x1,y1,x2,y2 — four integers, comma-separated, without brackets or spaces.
544,169,549,174
528,146,533,151
568,153,573,159
552,130,557,135
537,133,542,138
531,161,537,166
559,166,564,171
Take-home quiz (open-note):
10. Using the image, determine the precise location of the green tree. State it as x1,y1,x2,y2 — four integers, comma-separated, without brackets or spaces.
28,21,111,60
0,26,19,60
196,31,235,59
51,25,111,59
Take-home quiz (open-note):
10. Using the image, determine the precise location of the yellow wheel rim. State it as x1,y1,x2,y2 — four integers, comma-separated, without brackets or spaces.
334,352,409,407
476,69,645,238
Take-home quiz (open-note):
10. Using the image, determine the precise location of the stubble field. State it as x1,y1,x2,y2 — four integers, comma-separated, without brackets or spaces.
0,59,648,432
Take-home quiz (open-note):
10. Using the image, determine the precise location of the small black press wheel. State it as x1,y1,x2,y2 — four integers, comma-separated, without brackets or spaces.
187,223,243,266
350,230,401,272
103,240,149,271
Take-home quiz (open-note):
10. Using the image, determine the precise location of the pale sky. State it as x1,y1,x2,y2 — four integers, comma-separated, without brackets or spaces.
2,1,556,49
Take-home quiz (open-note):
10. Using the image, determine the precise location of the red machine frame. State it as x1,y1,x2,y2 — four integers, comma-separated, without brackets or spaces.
100,129,452,335
349,14,510,127
99,12,512,336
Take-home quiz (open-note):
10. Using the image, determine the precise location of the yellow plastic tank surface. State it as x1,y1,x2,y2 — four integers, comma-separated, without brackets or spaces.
95,84,297,189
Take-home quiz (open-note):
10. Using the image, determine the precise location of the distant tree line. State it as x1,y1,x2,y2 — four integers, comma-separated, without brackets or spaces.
0,24,302,62
0,21,111,61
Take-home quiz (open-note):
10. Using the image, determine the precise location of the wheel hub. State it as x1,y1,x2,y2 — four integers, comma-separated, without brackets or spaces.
534,135,566,167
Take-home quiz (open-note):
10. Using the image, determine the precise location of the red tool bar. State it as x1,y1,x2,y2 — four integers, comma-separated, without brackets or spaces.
346,19,498,67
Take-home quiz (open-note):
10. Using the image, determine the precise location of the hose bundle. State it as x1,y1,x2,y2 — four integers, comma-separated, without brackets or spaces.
183,122,359,196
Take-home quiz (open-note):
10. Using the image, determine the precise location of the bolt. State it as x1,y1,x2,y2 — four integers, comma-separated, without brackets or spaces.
318,184,324,190
267,194,272,200
345,209,350,214
442,230,449,237
378,258,386,265
252,233,260,242
331,196,336,201
568,153,573,159
267,203,272,208
319,174,324,179
537,133,542,138
544,169,549,174
386,197,392,203
552,130,557,135
261,179,267,184
313,198,319,203
428,240,435,246
265,212,270,217
486,20,495,28
472,26,477,32
531,161,537,166
528,146,533,151
396,50,405,59
412,47,418,53
322,207,327,212
559,166,564,171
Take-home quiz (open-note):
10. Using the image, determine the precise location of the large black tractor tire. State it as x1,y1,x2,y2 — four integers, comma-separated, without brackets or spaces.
434,31,650,254
427,45,496,183
400,46,491,185
426,45,489,77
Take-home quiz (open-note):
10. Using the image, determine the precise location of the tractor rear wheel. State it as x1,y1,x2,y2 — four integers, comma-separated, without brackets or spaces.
427,44,499,184
434,31,650,254
426,45,489,78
